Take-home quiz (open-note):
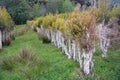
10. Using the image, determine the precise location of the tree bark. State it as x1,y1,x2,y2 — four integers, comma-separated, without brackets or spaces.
77,45,82,68
100,38,110,58
2,30,11,46
68,39,72,59
0,30,2,49
72,40,77,61
98,23,110,58
82,49,94,75
56,30,62,48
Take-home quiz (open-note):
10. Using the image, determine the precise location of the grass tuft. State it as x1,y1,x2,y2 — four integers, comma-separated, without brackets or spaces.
0,55,16,70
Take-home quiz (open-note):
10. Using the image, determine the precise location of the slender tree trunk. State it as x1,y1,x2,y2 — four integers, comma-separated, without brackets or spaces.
61,37,71,58
72,40,77,61
51,31,56,45
97,23,110,58
100,38,110,58
82,49,94,75
56,30,61,48
93,0,96,7
0,30,2,49
45,29,51,40
61,37,65,53
57,30,62,48
68,39,72,59
54,31,58,46
31,24,34,29
36,27,40,33
2,30,11,46
77,45,82,68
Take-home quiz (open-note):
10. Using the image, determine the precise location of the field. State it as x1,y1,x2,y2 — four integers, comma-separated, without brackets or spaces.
0,25,119,80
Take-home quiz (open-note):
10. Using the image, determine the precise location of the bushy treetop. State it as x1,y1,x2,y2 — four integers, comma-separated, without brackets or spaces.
0,7,14,29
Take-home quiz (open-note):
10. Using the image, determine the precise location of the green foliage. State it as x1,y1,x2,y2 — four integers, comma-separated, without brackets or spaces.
46,0,60,14
30,3,41,18
34,17,43,27
97,0,110,22
42,13,55,28
110,4,120,17
61,0,75,13
96,0,120,23
0,28,79,80
0,7,14,29
52,17,66,31
0,0,42,24
8,0,31,24
67,12,97,49
0,0,76,25
46,0,75,13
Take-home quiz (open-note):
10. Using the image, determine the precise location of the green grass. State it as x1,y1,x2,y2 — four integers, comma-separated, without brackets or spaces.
0,26,120,80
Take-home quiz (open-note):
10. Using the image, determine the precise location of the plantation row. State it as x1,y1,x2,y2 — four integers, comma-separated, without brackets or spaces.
27,6,120,75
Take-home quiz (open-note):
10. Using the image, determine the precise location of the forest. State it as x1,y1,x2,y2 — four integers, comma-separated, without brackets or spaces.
0,0,120,80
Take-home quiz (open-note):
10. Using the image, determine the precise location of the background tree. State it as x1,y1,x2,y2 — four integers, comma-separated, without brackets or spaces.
0,0,31,24
46,0,60,14
60,0,75,13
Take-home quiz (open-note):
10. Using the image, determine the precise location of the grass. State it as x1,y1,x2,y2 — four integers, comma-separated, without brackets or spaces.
0,25,119,80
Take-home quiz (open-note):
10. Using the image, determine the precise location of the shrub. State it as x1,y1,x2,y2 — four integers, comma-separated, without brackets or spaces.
67,12,97,48
42,35,51,43
52,17,66,31
110,5,120,18
19,48,38,65
108,17,120,50
61,0,75,13
42,13,56,28
11,25,29,37
0,55,17,70
35,17,43,27
46,0,60,14
0,7,14,29
0,47,39,71
38,30,51,44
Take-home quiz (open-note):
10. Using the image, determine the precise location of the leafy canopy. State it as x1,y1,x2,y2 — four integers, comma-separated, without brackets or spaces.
0,7,14,29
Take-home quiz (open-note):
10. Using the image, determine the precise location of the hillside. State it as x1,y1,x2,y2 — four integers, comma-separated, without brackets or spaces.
0,25,119,80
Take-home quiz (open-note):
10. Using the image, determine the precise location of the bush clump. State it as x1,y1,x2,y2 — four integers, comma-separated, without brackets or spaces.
0,56,17,70
11,25,29,37
0,47,38,71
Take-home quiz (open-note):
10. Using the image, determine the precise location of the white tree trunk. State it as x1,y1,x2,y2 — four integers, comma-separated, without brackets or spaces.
51,31,56,45
97,23,110,58
61,37,71,58
56,30,62,48
31,24,34,29
68,39,72,59
36,27,40,33
46,29,50,40
77,45,82,68
100,38,110,58
58,31,62,48
61,37,65,53
0,30,2,49
93,0,96,7
72,40,77,61
82,49,94,75
54,31,59,46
